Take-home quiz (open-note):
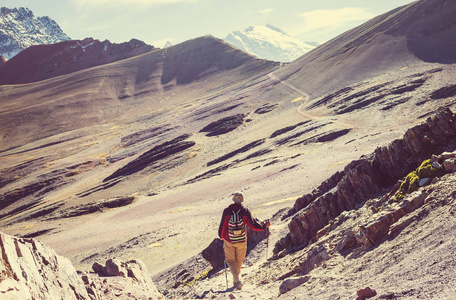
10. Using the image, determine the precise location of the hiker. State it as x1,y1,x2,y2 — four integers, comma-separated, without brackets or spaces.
218,192,270,290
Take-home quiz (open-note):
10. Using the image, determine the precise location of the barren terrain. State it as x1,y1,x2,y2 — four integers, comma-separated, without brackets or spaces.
1,0,456,298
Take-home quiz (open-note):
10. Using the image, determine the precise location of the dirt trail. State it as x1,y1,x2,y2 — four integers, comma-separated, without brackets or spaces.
268,73,357,130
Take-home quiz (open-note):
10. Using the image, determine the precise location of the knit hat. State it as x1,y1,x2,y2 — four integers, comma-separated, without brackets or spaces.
232,193,244,203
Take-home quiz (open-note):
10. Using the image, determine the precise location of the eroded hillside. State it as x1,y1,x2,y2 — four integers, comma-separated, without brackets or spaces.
0,0,456,298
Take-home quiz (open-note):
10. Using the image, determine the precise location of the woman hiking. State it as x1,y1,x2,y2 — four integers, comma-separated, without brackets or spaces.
218,193,270,290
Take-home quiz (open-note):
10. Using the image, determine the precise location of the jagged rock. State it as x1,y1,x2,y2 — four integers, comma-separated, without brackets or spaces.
359,190,429,245
279,276,310,294
106,258,127,277
0,231,89,299
335,230,357,252
92,261,106,275
357,286,377,299
83,259,164,299
201,238,224,270
443,157,456,172
276,108,456,254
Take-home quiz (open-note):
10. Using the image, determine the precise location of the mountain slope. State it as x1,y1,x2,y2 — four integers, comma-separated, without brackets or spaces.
0,0,456,295
0,7,70,59
224,25,317,62
273,0,456,99
0,37,154,85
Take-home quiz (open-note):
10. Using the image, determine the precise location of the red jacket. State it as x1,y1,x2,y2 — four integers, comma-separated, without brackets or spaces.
218,203,267,243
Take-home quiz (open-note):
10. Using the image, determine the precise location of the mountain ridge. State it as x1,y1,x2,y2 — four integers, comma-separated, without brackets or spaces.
0,37,155,85
0,7,70,59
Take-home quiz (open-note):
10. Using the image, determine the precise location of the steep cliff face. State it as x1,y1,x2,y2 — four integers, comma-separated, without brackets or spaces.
275,108,456,253
0,7,70,59
0,232,89,299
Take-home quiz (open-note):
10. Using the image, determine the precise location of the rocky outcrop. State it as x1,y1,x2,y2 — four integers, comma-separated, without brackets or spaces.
275,107,456,254
199,114,246,137
0,231,165,299
0,231,89,299
207,138,266,166
44,196,136,220
104,134,195,182
85,259,164,299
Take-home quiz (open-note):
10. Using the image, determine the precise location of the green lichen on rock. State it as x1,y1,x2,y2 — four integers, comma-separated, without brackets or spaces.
182,268,212,287
393,159,443,202
416,159,444,178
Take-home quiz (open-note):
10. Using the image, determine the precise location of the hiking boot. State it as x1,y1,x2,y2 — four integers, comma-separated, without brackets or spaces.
235,281,243,290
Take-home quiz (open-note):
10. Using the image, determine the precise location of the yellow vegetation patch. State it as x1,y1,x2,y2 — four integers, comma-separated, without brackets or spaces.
149,243,162,248
291,96,306,103
189,151,198,159
169,207,196,213
259,196,298,207
110,125,120,130
330,160,351,167
92,153,109,166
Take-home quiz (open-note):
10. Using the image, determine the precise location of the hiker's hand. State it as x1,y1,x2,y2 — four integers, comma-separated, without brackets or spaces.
265,220,271,228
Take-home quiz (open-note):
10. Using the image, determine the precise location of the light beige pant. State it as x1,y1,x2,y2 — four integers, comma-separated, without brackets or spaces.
223,240,247,284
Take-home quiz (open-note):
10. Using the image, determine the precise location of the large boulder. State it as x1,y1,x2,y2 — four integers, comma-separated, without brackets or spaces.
0,232,89,299
202,227,269,271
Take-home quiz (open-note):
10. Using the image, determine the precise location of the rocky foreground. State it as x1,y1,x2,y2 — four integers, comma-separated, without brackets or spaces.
0,230,165,299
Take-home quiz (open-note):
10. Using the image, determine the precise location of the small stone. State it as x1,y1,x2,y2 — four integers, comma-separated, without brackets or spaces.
279,276,309,294
419,177,431,187
357,286,377,300
229,293,237,299
431,161,441,169
81,274,90,285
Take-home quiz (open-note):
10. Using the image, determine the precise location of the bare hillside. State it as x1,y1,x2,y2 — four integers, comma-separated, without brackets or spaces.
0,0,456,298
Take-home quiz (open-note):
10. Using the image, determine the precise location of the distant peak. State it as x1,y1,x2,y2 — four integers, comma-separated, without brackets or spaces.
266,24,287,35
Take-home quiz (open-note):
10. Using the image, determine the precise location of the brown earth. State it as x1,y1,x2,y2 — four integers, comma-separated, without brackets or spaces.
0,0,456,298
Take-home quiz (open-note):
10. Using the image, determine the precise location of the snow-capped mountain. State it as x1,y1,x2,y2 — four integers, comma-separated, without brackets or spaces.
0,7,70,60
224,24,318,63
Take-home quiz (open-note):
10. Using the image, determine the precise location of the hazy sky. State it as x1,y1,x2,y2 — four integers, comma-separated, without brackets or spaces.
0,0,415,48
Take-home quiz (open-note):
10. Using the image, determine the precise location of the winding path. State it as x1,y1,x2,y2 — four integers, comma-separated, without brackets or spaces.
268,73,357,130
